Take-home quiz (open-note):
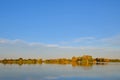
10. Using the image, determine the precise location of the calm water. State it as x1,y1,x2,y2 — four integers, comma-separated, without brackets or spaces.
0,63,120,80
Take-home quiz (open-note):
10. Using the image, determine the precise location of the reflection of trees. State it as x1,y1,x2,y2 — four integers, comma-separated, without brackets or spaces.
1,58,43,65
96,62,108,65
71,55,93,69
0,55,116,66
72,62,93,70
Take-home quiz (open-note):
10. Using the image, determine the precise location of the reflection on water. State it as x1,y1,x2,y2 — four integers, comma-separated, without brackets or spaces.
72,62,94,70
0,63,120,80
1,61,108,69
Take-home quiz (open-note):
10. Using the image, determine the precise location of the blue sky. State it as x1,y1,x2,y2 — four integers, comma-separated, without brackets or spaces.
0,0,120,59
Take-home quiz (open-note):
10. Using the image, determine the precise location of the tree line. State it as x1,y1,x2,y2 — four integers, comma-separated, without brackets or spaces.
0,55,119,66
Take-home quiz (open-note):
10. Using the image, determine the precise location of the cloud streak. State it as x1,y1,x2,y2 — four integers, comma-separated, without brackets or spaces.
0,35,120,59
59,35,120,47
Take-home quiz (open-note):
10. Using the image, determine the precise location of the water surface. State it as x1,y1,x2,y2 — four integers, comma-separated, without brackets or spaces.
0,63,120,80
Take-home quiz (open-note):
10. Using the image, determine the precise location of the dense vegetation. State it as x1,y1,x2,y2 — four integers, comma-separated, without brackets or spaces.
0,55,119,66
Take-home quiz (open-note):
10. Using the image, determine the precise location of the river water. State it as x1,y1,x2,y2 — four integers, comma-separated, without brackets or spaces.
0,63,120,80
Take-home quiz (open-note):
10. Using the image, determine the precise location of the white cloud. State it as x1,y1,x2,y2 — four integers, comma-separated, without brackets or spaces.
73,37,95,43
0,38,26,44
29,42,45,46
59,46,79,49
58,35,120,47
46,44,59,47
101,35,120,46
0,35,120,59
0,39,11,44
59,37,96,46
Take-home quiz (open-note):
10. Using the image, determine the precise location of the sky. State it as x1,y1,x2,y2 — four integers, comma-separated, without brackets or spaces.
0,0,120,59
